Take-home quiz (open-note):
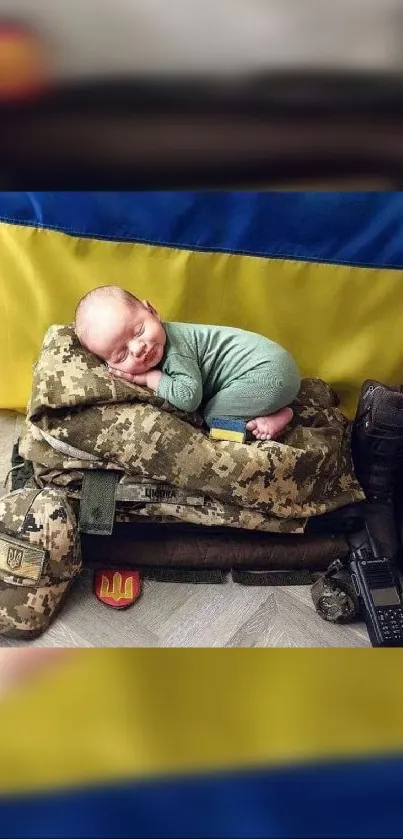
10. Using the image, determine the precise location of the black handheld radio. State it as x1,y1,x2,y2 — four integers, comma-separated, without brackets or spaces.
349,538,403,647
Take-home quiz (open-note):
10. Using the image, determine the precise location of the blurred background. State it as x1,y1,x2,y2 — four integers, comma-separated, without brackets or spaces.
1,0,403,187
2,0,403,81
1,4,403,836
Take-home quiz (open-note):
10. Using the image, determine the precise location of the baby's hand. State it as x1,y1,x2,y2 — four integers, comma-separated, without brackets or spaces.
107,366,148,386
145,369,163,391
108,366,162,391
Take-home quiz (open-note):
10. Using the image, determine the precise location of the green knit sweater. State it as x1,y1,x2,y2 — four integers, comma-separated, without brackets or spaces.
156,322,300,418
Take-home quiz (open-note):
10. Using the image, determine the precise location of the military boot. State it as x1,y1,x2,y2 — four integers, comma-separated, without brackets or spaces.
351,379,403,561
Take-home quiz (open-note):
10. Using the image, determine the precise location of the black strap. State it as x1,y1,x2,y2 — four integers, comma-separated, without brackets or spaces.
232,568,315,586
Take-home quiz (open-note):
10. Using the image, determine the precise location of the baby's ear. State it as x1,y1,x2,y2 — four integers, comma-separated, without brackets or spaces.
143,299,160,319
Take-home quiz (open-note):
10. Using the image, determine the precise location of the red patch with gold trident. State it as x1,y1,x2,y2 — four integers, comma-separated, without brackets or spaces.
94,570,141,609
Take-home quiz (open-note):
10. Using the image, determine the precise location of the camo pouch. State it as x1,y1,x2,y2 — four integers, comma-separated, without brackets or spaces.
0,487,82,639
311,560,360,623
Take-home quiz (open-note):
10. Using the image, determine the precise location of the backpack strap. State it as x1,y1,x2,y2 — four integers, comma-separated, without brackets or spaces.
79,471,120,536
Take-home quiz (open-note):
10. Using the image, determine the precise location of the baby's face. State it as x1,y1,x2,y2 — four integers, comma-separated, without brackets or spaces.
87,299,166,376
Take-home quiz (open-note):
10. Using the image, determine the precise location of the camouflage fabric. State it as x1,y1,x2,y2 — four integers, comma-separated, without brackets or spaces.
0,487,82,638
18,325,365,535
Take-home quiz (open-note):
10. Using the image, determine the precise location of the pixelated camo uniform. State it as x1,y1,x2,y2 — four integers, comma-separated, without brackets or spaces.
17,325,364,536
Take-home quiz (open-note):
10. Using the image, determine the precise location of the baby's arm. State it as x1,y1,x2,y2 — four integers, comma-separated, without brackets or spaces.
155,353,203,413
108,356,203,414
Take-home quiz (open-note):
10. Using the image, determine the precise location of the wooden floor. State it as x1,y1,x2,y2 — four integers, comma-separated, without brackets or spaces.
0,411,370,648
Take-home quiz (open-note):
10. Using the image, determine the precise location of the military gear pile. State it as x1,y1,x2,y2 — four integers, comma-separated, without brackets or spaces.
0,324,364,638
21,326,363,528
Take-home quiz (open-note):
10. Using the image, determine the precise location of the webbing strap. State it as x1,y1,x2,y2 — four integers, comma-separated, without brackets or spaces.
79,471,120,536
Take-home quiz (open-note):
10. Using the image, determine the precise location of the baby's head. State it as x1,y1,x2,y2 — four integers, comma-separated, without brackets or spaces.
75,285,166,376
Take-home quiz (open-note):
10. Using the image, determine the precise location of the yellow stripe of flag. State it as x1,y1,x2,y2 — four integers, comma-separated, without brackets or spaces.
1,649,403,794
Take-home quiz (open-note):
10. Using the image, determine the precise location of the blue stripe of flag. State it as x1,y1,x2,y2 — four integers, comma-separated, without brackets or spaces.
0,192,403,268
1,754,402,838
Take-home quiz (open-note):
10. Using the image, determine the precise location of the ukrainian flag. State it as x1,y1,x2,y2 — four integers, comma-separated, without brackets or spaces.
1,191,403,415
1,650,403,837
1,193,403,837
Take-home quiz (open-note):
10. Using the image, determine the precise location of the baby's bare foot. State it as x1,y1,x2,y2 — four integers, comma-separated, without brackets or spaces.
246,407,293,441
